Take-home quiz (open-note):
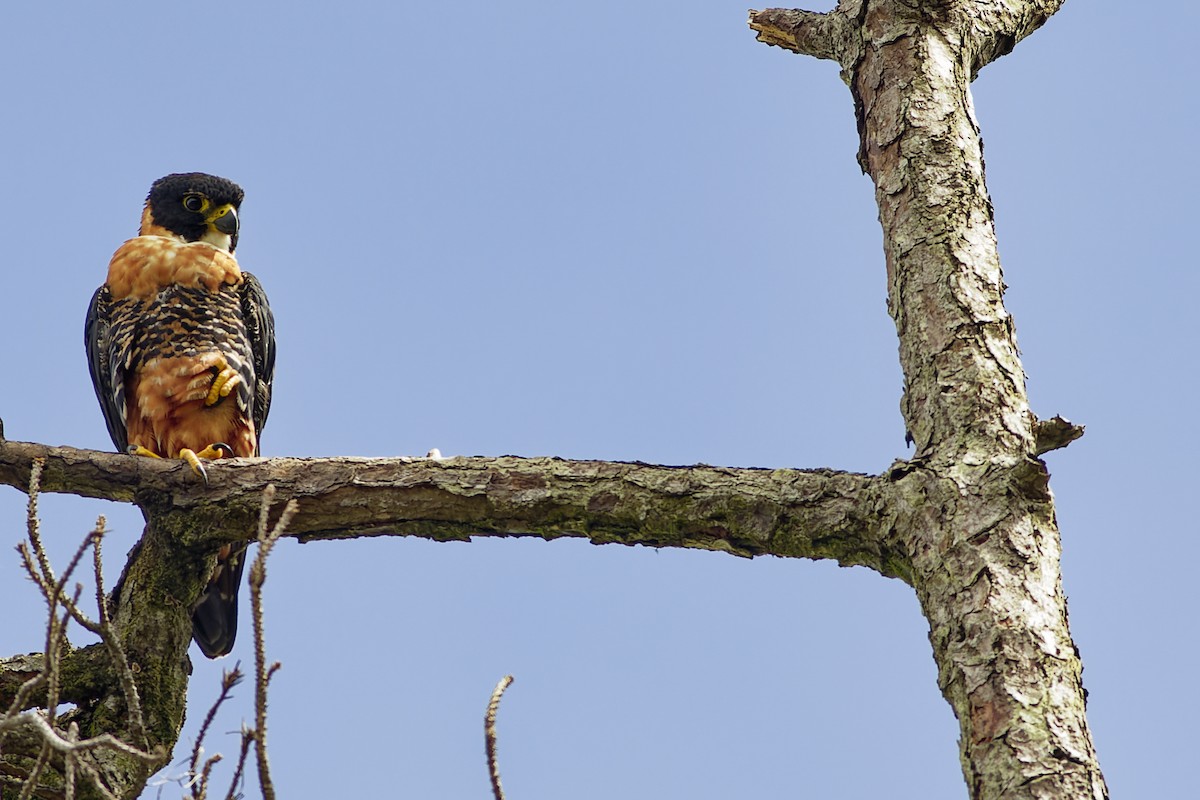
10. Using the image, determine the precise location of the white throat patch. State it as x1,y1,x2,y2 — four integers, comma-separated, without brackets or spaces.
199,230,234,252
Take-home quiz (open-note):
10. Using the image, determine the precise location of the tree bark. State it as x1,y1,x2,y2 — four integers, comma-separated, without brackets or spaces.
750,2,1105,798
1,2,1108,798
0,441,902,569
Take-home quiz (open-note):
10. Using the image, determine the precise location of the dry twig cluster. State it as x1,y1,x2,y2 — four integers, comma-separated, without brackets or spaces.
0,459,160,798
0,463,294,800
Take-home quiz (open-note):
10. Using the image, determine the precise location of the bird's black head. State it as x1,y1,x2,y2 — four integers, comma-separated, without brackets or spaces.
145,173,245,252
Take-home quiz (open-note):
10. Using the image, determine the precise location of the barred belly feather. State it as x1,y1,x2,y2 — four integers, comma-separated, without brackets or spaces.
114,283,259,459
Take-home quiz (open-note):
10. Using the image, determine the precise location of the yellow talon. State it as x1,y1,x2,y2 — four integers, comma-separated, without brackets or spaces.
178,443,233,486
178,448,208,483
204,367,241,407
128,443,233,485
195,442,235,460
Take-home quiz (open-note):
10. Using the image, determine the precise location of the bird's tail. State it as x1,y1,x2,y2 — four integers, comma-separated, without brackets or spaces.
191,543,248,658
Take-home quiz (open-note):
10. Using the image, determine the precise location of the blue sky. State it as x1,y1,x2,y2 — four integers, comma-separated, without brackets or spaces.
0,2,1195,797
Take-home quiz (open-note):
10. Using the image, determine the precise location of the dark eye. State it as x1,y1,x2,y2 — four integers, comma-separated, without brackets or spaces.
182,194,205,212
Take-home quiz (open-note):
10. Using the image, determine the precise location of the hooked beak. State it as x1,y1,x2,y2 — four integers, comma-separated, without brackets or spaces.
208,204,239,237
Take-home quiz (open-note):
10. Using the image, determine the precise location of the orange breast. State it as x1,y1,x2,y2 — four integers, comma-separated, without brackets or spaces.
107,236,242,300
108,234,257,459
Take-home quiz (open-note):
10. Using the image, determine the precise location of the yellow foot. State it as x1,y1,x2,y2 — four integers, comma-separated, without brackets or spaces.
179,443,235,486
204,367,241,407
126,445,162,458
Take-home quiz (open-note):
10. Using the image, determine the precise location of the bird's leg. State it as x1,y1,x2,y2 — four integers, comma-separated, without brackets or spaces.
204,367,241,407
127,445,162,458
178,443,236,486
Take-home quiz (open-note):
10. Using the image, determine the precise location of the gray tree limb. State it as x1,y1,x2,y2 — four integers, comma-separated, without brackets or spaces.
0,440,899,571
750,2,1104,798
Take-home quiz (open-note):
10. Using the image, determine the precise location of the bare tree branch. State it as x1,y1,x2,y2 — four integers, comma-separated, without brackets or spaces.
0,441,900,574
188,664,244,799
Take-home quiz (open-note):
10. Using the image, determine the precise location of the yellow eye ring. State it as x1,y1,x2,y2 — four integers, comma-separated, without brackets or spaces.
182,194,206,213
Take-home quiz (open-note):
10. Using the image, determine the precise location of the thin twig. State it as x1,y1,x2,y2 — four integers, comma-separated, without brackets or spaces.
91,517,148,749
223,726,254,800
91,519,109,625
25,458,53,585
196,753,223,800
19,532,102,637
485,675,515,800
247,485,297,800
45,589,80,732
189,663,244,797
64,722,79,800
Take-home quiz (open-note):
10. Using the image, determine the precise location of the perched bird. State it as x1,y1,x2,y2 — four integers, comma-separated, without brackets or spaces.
85,173,276,658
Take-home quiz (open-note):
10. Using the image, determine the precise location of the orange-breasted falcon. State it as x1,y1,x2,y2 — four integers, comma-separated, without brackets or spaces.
85,173,275,658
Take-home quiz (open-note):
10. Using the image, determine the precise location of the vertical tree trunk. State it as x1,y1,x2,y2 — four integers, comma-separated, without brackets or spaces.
752,2,1107,798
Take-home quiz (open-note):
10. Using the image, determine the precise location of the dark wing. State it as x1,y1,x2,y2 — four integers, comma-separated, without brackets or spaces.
191,273,273,658
84,286,128,452
239,272,276,454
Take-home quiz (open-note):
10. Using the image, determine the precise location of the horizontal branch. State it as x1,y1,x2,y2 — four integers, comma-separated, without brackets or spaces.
0,439,910,580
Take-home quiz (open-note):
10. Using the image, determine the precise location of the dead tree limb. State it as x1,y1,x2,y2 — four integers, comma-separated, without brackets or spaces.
0,441,902,571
